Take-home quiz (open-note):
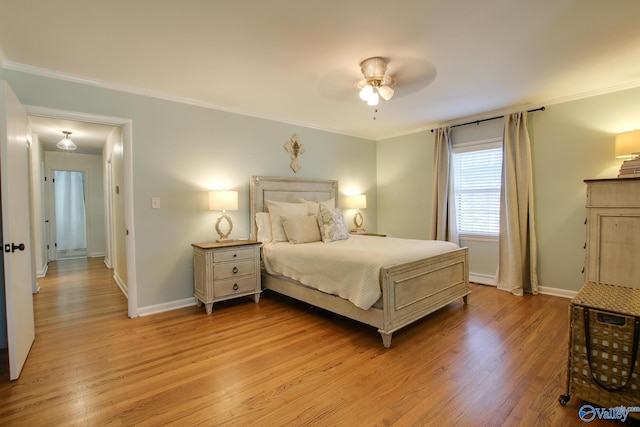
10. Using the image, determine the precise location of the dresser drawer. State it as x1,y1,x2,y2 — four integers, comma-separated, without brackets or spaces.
212,259,256,280
212,247,255,262
214,275,257,298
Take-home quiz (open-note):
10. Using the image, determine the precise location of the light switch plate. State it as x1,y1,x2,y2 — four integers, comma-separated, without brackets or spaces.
151,197,160,209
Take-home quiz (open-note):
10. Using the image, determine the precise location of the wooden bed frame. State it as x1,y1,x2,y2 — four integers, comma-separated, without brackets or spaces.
249,175,470,347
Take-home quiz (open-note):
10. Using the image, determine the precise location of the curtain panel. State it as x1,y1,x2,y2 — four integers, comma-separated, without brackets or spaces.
55,170,88,251
430,126,459,244
497,112,539,296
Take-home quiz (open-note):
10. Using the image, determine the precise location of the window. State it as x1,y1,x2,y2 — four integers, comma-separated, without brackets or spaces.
452,138,502,238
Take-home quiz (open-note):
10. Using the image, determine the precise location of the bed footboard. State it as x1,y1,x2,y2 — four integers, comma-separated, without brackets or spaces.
378,247,470,347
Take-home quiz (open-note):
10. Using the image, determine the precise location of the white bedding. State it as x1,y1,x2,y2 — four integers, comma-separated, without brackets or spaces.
261,235,460,310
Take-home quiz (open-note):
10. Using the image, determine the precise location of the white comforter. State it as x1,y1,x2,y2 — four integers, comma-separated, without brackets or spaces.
261,235,460,310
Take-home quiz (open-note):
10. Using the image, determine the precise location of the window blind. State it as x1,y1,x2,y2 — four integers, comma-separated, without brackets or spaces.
452,144,502,237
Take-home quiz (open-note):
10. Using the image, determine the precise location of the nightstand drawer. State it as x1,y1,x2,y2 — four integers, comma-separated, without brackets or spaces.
213,247,255,262
214,275,257,297
212,259,256,280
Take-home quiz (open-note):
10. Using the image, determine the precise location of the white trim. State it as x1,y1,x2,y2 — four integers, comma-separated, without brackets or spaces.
122,120,138,318
137,297,197,317
470,277,577,299
5,60,640,142
114,272,128,297
3,61,363,140
470,273,496,286
539,286,576,299
35,263,48,278
27,105,126,128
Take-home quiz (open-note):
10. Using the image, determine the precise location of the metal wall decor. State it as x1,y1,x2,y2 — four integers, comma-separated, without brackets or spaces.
284,133,305,173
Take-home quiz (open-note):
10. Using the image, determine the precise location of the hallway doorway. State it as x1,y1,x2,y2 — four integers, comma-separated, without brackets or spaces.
27,106,138,318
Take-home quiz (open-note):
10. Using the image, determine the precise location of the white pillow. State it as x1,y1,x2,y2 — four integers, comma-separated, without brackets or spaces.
317,204,350,243
300,198,336,215
265,200,308,242
255,212,272,243
282,215,321,244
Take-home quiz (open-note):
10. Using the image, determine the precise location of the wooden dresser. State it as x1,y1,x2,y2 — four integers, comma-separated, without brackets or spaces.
584,178,640,288
192,240,261,314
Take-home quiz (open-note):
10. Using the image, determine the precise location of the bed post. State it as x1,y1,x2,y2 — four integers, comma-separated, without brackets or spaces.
380,332,393,348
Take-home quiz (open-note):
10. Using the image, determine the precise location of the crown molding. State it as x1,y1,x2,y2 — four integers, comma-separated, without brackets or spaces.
1,60,375,141
3,59,639,143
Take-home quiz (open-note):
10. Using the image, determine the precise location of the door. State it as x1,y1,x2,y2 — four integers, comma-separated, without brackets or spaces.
0,81,35,380
49,170,88,260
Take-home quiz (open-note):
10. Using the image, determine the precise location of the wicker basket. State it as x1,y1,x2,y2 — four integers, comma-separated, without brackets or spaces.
563,283,640,417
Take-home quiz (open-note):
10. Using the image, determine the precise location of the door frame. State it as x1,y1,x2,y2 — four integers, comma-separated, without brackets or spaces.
26,106,138,318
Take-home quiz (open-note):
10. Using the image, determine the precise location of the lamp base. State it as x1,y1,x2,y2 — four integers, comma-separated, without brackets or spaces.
215,214,233,242
353,211,364,230
350,227,366,234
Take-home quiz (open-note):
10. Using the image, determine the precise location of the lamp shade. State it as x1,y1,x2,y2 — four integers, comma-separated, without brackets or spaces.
615,130,640,158
209,190,238,211
378,85,394,101
345,194,367,209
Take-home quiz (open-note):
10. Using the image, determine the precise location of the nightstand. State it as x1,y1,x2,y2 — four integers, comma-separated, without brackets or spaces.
350,232,387,237
192,240,261,314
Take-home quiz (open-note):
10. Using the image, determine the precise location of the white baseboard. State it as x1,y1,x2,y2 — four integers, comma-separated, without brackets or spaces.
114,272,128,298
470,272,577,299
36,263,48,278
137,297,197,317
89,252,105,258
538,286,577,299
469,273,496,286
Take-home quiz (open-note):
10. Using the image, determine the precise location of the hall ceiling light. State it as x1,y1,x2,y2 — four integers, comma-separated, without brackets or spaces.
56,131,77,151
356,57,395,106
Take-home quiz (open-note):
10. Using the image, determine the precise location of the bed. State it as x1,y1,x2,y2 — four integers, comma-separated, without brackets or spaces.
249,175,470,347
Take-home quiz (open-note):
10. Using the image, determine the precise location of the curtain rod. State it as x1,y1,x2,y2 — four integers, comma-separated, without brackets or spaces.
430,106,545,132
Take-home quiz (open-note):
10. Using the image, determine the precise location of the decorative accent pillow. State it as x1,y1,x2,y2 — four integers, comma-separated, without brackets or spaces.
265,200,308,242
300,198,335,215
317,204,350,243
282,215,321,244
255,212,272,243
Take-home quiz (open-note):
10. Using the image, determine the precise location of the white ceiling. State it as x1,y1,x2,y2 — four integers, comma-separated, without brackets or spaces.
2,0,640,144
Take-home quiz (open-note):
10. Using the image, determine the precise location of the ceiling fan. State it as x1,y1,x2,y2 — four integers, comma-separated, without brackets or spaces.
356,57,395,106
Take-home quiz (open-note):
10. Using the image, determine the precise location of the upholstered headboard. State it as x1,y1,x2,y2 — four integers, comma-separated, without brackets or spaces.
249,175,338,240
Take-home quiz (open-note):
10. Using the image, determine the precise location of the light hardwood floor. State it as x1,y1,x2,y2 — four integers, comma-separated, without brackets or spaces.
1,258,637,426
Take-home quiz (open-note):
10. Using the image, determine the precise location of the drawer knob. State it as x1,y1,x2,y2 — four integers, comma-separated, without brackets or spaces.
233,283,239,291
232,266,239,274
233,253,237,258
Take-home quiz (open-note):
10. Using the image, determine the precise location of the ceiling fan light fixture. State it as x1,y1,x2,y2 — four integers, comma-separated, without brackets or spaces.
357,57,394,106
378,85,394,101
359,84,373,101
367,91,379,106
56,131,77,151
